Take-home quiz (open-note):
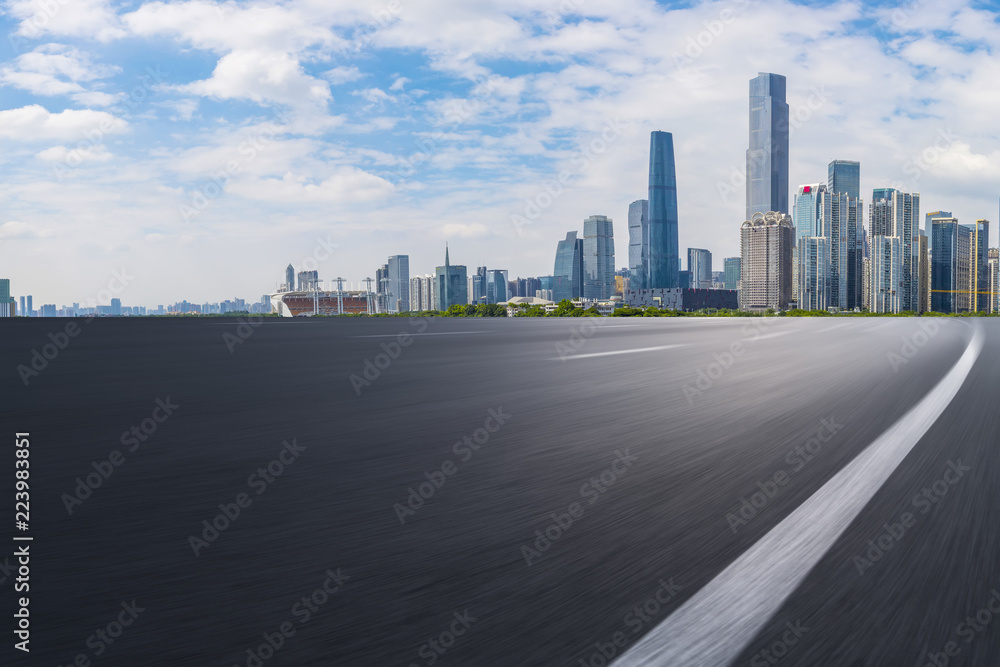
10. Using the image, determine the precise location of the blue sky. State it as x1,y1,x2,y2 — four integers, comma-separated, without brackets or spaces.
1,0,999,306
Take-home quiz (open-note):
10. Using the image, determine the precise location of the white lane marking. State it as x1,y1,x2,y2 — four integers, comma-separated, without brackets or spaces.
612,326,983,667
815,322,853,334
551,344,687,360
350,332,485,338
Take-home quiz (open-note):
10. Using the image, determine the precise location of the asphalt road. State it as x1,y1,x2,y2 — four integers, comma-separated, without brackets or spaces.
2,315,998,666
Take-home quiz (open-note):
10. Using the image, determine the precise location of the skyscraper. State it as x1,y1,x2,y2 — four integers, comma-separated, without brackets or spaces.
583,215,615,299
820,191,864,310
628,199,649,291
973,220,990,312
723,258,741,291
798,236,830,311
26,295,32,316
19,295,25,316
388,255,410,313
870,190,920,312
553,231,584,301
487,270,508,303
435,245,468,310
472,267,487,304
870,236,903,314
747,73,789,220
740,212,794,311
285,264,294,292
931,217,961,313
989,248,999,314
793,184,826,241
648,131,680,288
0,279,13,317
376,263,389,312
828,160,861,199
687,248,712,289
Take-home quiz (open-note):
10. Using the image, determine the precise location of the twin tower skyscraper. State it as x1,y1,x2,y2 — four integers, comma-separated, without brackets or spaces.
630,73,789,291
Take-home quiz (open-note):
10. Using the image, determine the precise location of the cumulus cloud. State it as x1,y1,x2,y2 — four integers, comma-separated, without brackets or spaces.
0,105,127,141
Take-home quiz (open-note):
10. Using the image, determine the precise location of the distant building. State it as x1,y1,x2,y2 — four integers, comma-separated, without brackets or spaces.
387,255,410,313
285,264,294,292
487,270,508,303
931,217,978,313
870,190,920,311
687,248,712,289
723,257,741,291
989,248,999,314
583,215,615,299
0,279,13,317
870,236,903,313
625,288,738,312
26,295,32,317
973,220,990,312
111,298,122,316
297,270,320,292
435,246,468,310
648,131,680,288
918,232,930,314
747,73,789,220
828,160,861,199
740,211,794,312
553,231,584,301
19,295,25,316
628,199,649,290
798,237,829,311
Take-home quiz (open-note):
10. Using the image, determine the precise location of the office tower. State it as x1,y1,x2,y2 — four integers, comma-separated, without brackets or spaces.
918,232,930,314
925,211,951,237
19,295,25,316
409,277,424,311
870,236,903,313
724,258,741,290
375,263,389,312
111,298,122,316
687,248,712,289
583,216,615,299
792,183,826,304
931,217,960,313
487,270,509,303
740,212,794,311
553,231,584,301
297,270,319,292
435,246,468,310
26,295,32,316
387,255,410,313
472,267,487,304
862,258,871,310
747,73,789,221
973,221,990,312
828,160,861,199
285,264,294,292
628,199,649,291
869,190,920,312
798,237,830,311
0,279,12,317
989,248,999,314
648,131,680,288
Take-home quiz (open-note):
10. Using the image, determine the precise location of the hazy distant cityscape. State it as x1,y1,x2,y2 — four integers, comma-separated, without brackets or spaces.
3,71,997,318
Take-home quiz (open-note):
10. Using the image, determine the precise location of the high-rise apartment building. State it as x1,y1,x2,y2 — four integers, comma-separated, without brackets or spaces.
828,160,861,199
723,258,741,291
989,248,999,314
870,236,903,314
687,248,712,289
821,191,864,310
973,220,990,312
747,73,789,220
740,212,794,312
869,189,920,312
387,255,410,313
648,131,680,288
918,232,930,314
553,231,584,301
628,199,649,291
583,215,615,299
26,295,32,317
798,236,829,311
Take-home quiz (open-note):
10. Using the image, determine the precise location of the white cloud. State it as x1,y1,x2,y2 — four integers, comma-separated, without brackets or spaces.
227,167,394,203
6,0,126,43
324,66,364,85
0,44,121,106
0,220,52,240
0,105,127,141
35,144,113,163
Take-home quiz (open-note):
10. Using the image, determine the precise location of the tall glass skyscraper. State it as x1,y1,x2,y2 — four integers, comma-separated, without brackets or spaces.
723,258,741,290
583,215,615,299
931,217,958,313
828,160,861,199
553,231,583,301
627,199,648,291
435,246,467,310
387,255,410,312
747,73,789,220
687,248,712,289
648,131,679,288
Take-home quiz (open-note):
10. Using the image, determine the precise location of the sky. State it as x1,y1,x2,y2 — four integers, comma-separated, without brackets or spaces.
1,0,999,307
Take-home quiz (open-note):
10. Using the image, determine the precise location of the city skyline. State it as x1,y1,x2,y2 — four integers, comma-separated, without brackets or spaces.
2,2,1000,305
